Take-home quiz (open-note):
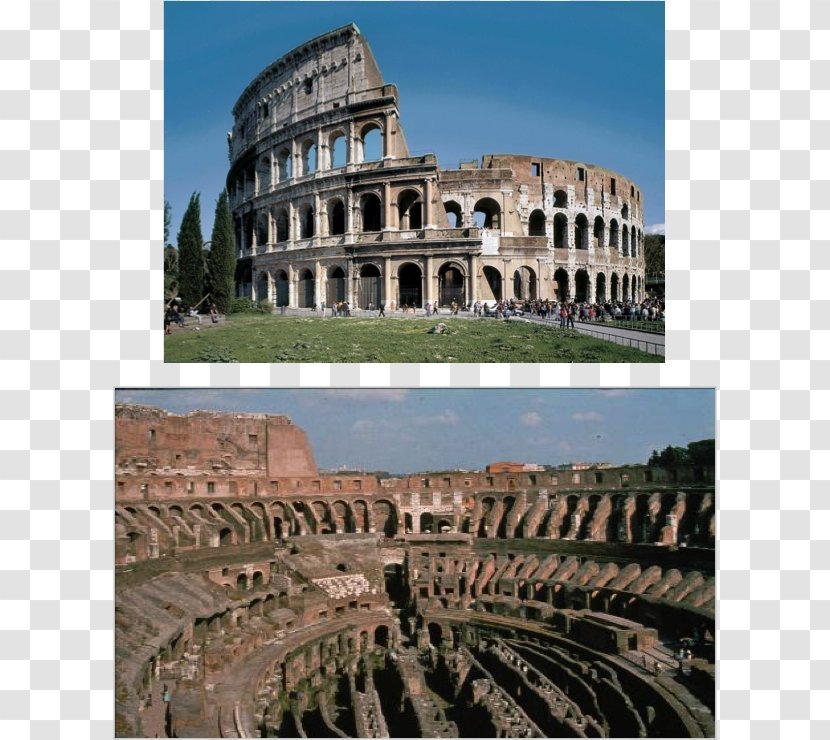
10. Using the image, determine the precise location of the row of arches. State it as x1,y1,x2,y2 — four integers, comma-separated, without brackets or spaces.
236,122,384,199
537,211,641,256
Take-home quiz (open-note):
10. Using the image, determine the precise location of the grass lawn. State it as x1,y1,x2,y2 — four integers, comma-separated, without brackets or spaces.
164,315,662,363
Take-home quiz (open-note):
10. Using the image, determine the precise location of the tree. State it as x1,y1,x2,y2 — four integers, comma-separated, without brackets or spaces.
163,200,178,299
208,190,237,313
177,192,204,307
644,234,665,276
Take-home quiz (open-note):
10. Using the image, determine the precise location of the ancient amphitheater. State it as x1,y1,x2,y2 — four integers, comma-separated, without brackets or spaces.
115,405,715,738
228,24,647,309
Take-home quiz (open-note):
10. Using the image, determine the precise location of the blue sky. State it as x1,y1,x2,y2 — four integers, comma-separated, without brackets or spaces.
115,389,713,473
165,1,665,242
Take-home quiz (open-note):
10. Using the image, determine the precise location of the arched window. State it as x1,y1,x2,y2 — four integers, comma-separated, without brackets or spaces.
359,124,382,162
609,219,619,249
360,193,382,232
622,224,629,256
574,213,589,250
553,190,568,208
444,200,462,228
299,204,314,239
328,199,345,235
301,141,317,175
553,213,568,249
473,197,500,229
277,148,292,180
397,189,422,230
275,209,289,242
528,209,546,236
329,133,347,169
621,203,629,220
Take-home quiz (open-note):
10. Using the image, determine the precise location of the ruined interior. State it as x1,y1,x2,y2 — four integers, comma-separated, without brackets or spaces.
115,405,715,738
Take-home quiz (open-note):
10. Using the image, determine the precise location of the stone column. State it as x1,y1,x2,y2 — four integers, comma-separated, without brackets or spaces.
288,200,297,247
383,111,392,158
288,265,296,308
347,119,355,165
503,259,511,301
317,128,325,170
314,260,321,308
346,261,355,306
424,178,434,229
251,211,258,254
346,189,354,236
291,138,299,181
313,192,321,245
425,255,434,305
384,256,392,308
469,255,478,305
383,181,392,230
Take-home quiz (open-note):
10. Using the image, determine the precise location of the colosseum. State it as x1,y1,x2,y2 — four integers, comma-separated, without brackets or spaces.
228,24,647,309
115,404,715,738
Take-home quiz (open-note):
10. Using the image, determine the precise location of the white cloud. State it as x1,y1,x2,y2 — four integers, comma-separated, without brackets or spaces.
644,223,665,235
572,411,603,422
412,410,460,427
520,411,543,427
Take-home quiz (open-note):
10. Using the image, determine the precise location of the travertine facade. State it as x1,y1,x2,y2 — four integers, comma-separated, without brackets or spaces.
228,24,646,308
115,405,714,738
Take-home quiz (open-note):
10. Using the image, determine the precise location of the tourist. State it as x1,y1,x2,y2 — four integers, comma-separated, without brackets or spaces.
378,303,385,317
424,301,431,317
209,302,219,324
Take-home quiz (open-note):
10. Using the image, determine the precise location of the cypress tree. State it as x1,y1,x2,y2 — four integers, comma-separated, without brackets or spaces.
208,190,237,314
177,192,204,307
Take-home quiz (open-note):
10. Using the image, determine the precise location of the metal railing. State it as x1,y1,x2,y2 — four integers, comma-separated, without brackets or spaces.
574,325,664,356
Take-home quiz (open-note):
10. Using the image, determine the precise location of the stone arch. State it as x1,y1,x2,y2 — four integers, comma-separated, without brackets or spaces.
528,209,546,236
274,269,289,307
609,219,619,250
327,198,345,236
219,527,234,546
438,261,465,307
236,572,248,590
375,625,390,647
420,512,434,533
397,262,422,308
328,130,347,169
621,203,629,220
428,622,442,647
553,213,568,249
631,274,638,303
631,227,638,258
477,497,495,537
299,203,314,239
553,189,568,208
297,267,314,308
574,213,590,250
256,155,271,193
513,266,536,300
301,140,317,175
575,269,590,303
481,265,502,302
358,263,382,308
595,272,607,303
593,216,605,249
126,531,146,560
277,147,292,180
611,272,620,302
623,273,630,301
327,265,346,305
397,188,423,230
444,199,462,228
252,570,265,589
360,192,382,232
622,224,629,256
560,495,580,538
352,499,370,532
473,197,501,229
553,268,569,302
257,271,270,302
372,499,397,537
358,122,383,162
275,208,289,243
168,505,183,519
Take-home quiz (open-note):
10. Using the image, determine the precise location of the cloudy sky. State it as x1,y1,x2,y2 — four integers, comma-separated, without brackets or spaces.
115,389,714,473
165,1,665,239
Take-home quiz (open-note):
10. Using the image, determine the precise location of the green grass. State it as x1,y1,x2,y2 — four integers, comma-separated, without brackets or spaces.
164,315,663,363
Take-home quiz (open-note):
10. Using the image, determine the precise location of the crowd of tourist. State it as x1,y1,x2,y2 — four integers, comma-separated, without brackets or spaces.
471,297,665,325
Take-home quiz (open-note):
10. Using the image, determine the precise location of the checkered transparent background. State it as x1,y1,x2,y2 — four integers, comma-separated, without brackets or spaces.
1,0,828,737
